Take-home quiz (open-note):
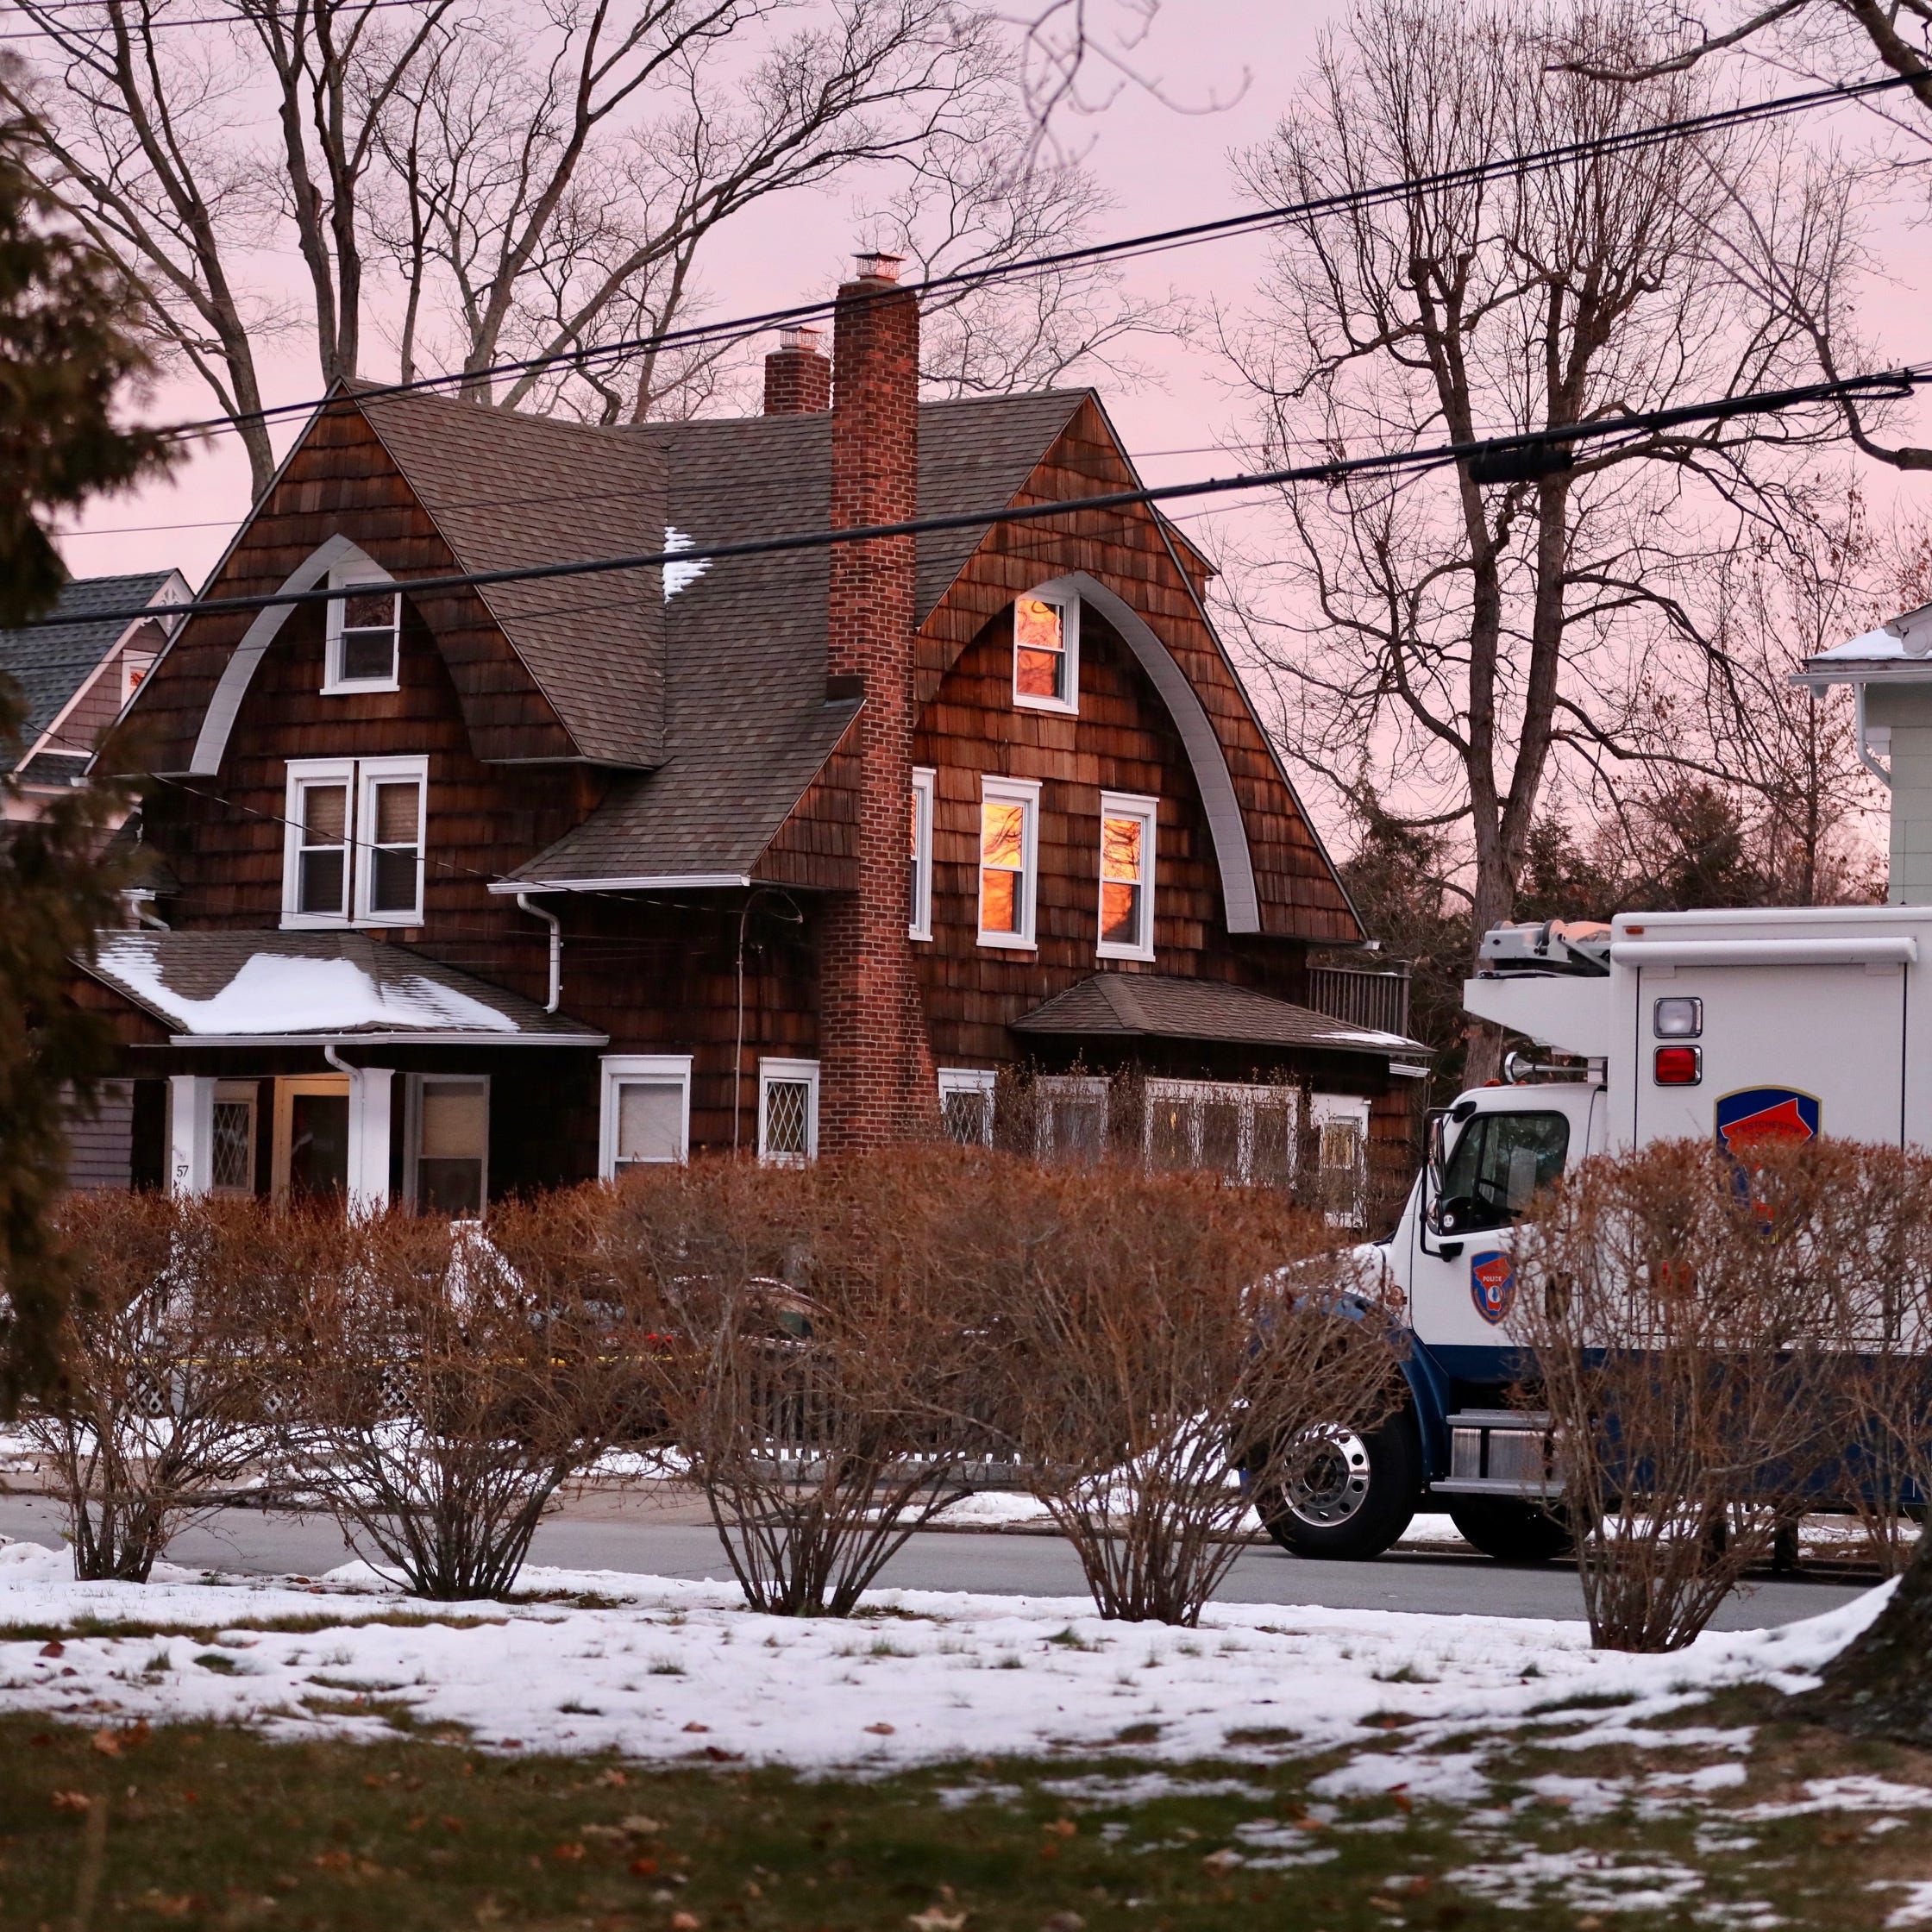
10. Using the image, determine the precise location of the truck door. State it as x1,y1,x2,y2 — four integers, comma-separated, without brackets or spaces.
1633,963,1905,1148
1408,1101,1578,1362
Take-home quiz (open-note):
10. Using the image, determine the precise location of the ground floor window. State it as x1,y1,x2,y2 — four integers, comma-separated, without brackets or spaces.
210,1079,259,1195
759,1057,819,1164
410,1074,490,1216
938,1067,996,1145
599,1054,693,1178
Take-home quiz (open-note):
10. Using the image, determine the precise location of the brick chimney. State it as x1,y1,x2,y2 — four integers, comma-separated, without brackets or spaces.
763,323,831,415
818,250,935,1152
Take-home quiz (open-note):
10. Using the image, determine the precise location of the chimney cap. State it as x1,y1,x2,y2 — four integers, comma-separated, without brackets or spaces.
777,323,825,354
852,250,905,284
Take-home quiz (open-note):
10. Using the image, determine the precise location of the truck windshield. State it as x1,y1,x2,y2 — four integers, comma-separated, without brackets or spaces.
1436,1111,1570,1234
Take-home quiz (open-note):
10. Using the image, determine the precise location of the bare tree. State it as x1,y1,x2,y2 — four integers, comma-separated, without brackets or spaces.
1226,0,1856,1081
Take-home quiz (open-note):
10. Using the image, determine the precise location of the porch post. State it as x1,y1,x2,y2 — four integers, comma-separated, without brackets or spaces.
345,1066,394,1213
167,1074,215,1195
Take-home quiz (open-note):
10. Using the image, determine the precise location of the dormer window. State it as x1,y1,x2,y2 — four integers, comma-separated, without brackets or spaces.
323,564,401,693
1013,591,1078,714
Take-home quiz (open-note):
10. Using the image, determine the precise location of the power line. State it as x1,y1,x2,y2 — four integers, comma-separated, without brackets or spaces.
141,69,1924,448
16,361,1921,634
0,0,432,43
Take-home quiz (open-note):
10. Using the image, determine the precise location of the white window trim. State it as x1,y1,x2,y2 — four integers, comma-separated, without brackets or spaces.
938,1065,996,1145
406,1072,491,1217
1012,588,1080,717
281,755,429,930
757,1057,819,1165
598,1054,693,1179
121,649,156,706
281,756,357,928
1096,788,1158,963
354,755,429,925
909,766,936,942
976,773,1041,951
322,560,402,695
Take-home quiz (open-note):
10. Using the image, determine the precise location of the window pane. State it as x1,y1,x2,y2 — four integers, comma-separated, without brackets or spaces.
303,783,348,844
417,1157,483,1217
299,848,346,915
1101,880,1142,946
1016,647,1062,699
1014,596,1063,652
941,1088,991,1146
1201,1100,1242,1178
616,1082,684,1164
342,588,395,630
980,868,1018,933
210,1101,254,1193
340,627,396,682
764,1080,812,1157
1101,815,1142,883
1440,1112,1570,1229
1049,1095,1105,1164
371,844,419,913
1250,1098,1295,1187
420,1082,487,1160
981,800,1024,869
909,789,920,859
288,1093,349,1199
1147,1095,1194,1170
373,781,419,844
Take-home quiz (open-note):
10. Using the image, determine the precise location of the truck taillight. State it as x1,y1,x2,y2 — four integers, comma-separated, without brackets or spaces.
1653,1044,1701,1086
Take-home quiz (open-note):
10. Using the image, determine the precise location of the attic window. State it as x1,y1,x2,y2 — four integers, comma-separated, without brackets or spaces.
323,563,400,693
1013,591,1078,715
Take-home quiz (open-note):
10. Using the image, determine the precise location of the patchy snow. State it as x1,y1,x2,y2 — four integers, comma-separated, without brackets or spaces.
93,935,519,1037
662,526,708,600
0,1536,1900,1792
1883,1880,1932,1929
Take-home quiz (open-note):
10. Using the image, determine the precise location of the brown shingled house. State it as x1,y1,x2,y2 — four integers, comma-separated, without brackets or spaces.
74,254,1422,1211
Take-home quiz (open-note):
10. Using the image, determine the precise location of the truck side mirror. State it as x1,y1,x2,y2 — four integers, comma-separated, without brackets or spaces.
1423,1109,1449,1232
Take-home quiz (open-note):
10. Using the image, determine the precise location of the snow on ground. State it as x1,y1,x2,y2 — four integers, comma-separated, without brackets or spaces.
0,1534,1898,1791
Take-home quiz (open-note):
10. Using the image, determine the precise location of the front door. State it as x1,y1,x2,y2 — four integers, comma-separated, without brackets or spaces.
273,1076,350,1201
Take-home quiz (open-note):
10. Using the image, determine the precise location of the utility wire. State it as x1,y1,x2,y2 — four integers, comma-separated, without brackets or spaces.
15,362,1922,635
0,0,432,41
141,69,1926,446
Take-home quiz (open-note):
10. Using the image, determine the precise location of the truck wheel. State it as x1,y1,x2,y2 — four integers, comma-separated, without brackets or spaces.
1253,1410,1422,1560
1446,1496,1574,1563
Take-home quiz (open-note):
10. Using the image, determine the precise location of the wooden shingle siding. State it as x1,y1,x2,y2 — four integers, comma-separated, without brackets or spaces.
915,397,1356,947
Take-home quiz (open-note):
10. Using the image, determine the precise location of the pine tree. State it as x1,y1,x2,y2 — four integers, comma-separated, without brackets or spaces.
0,95,177,1414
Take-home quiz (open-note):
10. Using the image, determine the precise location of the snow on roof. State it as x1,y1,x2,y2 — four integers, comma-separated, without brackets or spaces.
1803,602,1932,676
91,932,524,1037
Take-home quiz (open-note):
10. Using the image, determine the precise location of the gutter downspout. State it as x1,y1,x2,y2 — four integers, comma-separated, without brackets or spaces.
1856,682,1893,789
515,889,562,1013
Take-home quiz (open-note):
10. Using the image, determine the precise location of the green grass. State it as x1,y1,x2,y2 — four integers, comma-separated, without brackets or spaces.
5,1694,1932,1931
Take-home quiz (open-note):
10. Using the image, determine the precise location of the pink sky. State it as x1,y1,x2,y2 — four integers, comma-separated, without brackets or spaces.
48,1,1932,600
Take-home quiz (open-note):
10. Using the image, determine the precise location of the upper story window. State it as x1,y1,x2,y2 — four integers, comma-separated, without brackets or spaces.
1097,790,1157,962
323,563,401,693
283,755,428,928
909,767,935,941
121,649,155,705
1013,591,1078,715
977,774,1040,950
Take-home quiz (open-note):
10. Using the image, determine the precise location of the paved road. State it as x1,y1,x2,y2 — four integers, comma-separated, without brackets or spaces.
0,1490,1871,1629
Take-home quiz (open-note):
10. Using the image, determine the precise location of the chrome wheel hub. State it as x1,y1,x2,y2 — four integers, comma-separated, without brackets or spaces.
1283,1427,1372,1527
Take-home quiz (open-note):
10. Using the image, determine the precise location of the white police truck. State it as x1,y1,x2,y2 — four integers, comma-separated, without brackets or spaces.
1257,901,1932,1564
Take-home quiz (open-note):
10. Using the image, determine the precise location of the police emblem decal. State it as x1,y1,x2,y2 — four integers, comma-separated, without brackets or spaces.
1714,1088,1821,1155
1470,1250,1515,1326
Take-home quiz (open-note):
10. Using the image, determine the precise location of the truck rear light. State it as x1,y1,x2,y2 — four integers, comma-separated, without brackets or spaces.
1654,1044,1701,1086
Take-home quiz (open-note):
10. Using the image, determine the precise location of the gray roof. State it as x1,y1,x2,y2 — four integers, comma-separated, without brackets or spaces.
1012,972,1426,1058
509,389,1088,885
356,388,667,769
78,929,605,1043
0,572,177,760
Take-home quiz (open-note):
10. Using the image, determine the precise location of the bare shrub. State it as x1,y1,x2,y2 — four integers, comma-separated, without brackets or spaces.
22,1191,292,1582
280,1201,646,1603
591,1151,996,1617
970,1162,1400,1625
1513,1140,1914,1651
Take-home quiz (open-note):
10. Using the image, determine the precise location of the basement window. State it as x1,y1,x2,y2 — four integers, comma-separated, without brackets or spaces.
323,563,401,693
1013,591,1078,715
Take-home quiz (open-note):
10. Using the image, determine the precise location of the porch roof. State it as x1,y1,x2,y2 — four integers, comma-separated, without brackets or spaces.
78,930,606,1046
1011,971,1425,1058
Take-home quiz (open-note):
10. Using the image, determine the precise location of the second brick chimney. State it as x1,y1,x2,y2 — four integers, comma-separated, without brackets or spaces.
762,323,831,415
817,251,935,1151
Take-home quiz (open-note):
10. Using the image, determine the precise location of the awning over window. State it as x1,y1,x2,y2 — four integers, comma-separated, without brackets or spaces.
1011,971,1425,1059
78,930,605,1046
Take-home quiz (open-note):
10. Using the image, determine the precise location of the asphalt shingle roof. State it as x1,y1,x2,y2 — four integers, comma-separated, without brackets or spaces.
510,390,1088,884
0,572,177,760
1011,972,1426,1058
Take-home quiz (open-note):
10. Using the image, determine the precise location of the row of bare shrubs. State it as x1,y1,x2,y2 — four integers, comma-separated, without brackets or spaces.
19,1150,1398,1622
1515,1138,1932,1652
